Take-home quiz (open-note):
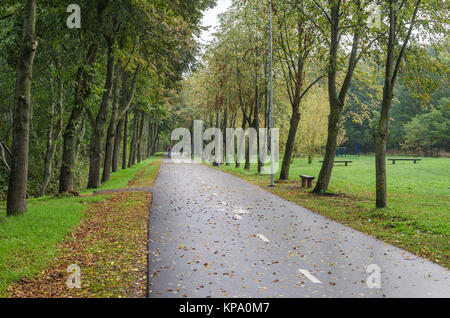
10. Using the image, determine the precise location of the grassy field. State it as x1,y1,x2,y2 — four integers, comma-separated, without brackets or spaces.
214,155,450,267
0,156,162,296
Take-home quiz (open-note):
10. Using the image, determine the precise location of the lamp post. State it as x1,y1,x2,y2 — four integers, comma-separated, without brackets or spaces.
268,0,275,187
217,102,221,167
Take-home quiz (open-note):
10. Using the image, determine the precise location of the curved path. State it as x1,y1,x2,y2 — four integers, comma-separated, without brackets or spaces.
147,160,449,298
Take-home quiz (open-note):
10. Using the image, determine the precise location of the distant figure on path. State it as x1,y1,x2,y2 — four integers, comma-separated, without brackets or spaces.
167,145,173,158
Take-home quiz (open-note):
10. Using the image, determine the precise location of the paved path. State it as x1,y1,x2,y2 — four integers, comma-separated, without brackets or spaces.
148,160,449,298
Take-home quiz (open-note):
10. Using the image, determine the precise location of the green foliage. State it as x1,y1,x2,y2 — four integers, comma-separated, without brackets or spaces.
0,0,215,197
402,110,450,154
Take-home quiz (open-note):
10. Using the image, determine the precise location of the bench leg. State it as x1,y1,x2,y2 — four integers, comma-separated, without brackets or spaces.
307,179,313,188
392,160,395,165
301,179,306,188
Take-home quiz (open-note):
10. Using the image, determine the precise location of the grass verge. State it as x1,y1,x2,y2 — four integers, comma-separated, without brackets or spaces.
0,156,162,297
210,155,449,268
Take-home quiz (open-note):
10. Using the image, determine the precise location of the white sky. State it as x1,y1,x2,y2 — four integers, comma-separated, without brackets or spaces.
199,0,232,45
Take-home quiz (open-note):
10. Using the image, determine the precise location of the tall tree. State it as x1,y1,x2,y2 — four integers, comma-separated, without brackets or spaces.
86,41,115,189
7,0,37,215
103,66,139,180
373,0,445,207
59,44,98,193
313,0,366,193
59,0,110,193
276,0,323,180
40,60,64,196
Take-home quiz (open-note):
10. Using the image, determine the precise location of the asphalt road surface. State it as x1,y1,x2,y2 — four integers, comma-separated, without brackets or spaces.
148,160,449,298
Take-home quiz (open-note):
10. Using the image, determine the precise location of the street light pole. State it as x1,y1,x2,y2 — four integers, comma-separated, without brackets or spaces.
269,0,275,187
218,104,221,167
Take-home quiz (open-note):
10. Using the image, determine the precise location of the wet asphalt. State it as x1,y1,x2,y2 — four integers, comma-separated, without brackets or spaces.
147,159,449,298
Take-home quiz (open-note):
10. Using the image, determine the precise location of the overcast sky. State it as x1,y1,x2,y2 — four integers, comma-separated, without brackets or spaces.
199,0,232,45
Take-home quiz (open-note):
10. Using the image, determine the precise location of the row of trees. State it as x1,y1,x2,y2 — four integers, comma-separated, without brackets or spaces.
0,0,215,215
180,0,448,208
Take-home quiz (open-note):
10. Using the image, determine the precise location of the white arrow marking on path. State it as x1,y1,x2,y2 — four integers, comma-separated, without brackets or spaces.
234,214,243,220
236,208,249,214
257,234,270,242
298,269,322,284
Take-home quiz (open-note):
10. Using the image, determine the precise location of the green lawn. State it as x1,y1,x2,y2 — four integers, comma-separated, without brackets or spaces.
214,155,450,267
0,157,161,296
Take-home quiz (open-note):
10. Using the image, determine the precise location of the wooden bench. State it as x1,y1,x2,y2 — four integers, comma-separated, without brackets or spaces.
388,158,422,164
300,175,315,188
319,160,353,166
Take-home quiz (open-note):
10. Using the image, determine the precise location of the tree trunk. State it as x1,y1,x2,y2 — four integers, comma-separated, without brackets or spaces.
374,123,388,208
373,0,420,208
128,112,139,167
236,117,246,168
147,123,155,158
253,88,262,173
59,45,97,193
136,112,145,163
312,1,360,194
87,46,115,189
308,152,313,164
7,0,37,215
223,107,228,165
0,142,11,172
279,107,300,180
313,103,342,193
375,75,394,209
112,118,124,172
122,110,129,169
226,112,236,166
102,64,122,182
60,107,83,193
143,114,150,159
244,123,251,170
40,73,64,196
149,124,159,156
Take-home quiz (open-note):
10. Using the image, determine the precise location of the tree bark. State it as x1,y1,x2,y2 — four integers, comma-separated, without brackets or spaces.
87,45,115,189
313,103,342,192
102,64,122,182
236,117,246,168
253,88,262,173
40,72,64,196
0,142,10,172
59,44,98,193
122,110,129,169
279,108,300,180
375,7,395,208
112,117,124,172
7,0,37,215
136,112,146,163
149,124,155,156
128,112,139,167
149,124,159,156
313,1,361,193
374,0,420,208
